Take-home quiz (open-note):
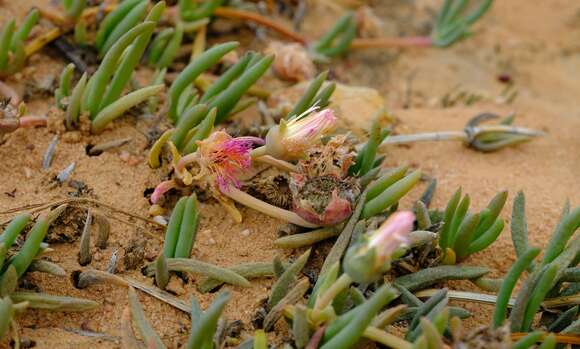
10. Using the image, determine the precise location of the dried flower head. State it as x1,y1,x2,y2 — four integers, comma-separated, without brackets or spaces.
243,171,292,209
343,211,414,283
264,108,337,161
290,135,359,226
265,41,316,81
291,174,359,226
296,134,355,178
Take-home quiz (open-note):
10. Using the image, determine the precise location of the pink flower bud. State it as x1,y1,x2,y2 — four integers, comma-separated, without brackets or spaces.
265,108,337,160
368,211,414,262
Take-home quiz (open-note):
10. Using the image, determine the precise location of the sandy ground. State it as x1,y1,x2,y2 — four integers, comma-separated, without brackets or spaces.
0,0,579,348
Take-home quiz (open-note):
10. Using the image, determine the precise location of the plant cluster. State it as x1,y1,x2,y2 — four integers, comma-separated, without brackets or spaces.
0,209,98,339
0,0,575,348
0,9,39,76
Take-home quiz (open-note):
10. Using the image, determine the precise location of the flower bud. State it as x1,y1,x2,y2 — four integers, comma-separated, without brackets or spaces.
343,211,414,283
264,108,337,161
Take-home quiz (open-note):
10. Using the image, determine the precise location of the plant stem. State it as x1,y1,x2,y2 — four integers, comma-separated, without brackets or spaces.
416,289,508,306
28,4,117,56
314,273,353,311
24,28,61,56
223,187,317,228
511,333,580,345
380,131,467,146
379,126,543,148
213,7,308,45
213,7,435,52
16,116,47,128
254,155,298,173
250,145,267,158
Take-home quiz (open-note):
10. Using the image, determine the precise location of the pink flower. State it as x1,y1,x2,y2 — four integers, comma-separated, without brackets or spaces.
265,108,337,160
193,131,264,192
368,211,414,263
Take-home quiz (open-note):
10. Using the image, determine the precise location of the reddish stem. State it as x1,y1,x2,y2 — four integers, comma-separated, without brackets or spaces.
19,116,48,128
213,7,308,45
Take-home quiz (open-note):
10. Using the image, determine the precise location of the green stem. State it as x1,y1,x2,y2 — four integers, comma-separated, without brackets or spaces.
223,187,317,228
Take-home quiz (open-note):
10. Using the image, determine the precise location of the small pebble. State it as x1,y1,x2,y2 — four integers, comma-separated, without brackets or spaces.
208,238,216,245
240,229,251,237
153,215,167,226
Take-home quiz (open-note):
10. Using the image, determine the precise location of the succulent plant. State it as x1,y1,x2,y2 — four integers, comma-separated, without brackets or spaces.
124,286,230,348
178,0,223,22
62,2,166,133
432,0,494,48
438,188,508,263
0,210,98,342
0,9,39,77
381,112,543,152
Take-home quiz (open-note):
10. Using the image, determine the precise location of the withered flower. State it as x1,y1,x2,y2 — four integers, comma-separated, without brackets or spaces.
290,135,359,226
265,41,316,81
